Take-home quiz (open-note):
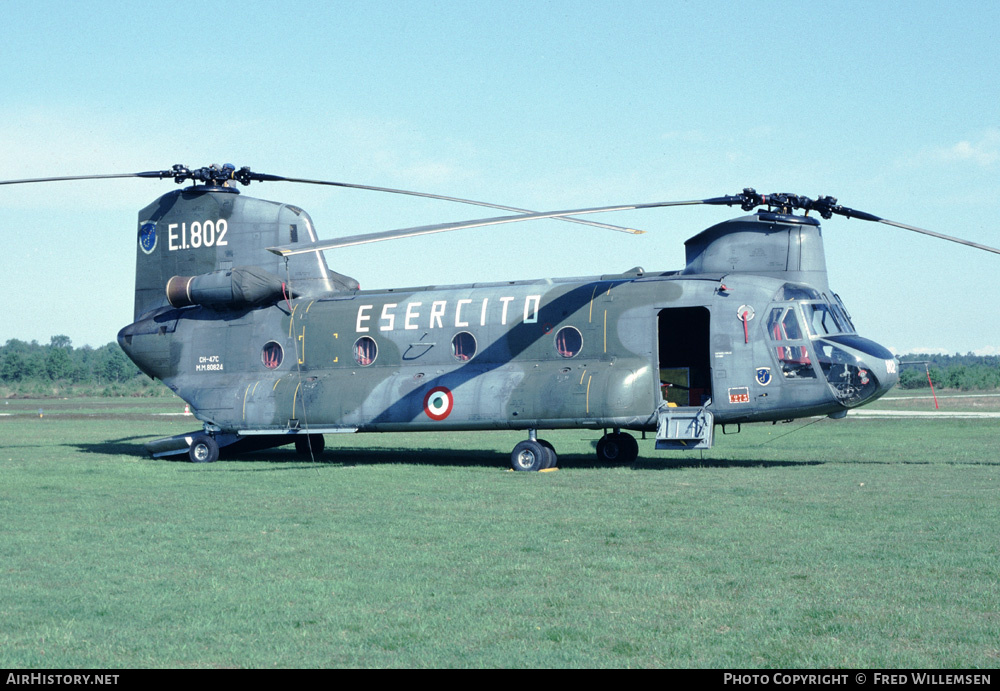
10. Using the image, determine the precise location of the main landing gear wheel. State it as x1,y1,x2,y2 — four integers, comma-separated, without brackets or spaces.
295,434,325,457
511,440,544,471
511,438,557,471
596,431,638,464
538,439,557,469
189,434,219,464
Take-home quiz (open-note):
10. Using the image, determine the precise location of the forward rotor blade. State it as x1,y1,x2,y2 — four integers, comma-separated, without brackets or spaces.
267,199,706,257
813,200,1000,255
259,174,644,235
874,218,1000,255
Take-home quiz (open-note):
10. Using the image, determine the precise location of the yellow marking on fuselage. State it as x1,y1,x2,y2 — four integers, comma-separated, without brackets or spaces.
242,381,261,420
580,368,587,385
292,382,302,418
288,303,300,337
589,284,599,322
273,378,282,391
242,383,253,420
603,309,608,353
586,374,592,413
298,325,306,365
305,300,315,314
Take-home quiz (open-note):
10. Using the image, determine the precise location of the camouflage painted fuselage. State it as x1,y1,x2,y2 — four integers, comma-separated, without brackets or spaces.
118,186,899,444
122,269,893,435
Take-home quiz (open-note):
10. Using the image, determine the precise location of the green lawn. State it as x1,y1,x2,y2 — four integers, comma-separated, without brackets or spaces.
1,400,998,668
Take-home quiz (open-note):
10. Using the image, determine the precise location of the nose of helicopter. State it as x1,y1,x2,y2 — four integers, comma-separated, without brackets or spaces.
865,348,900,400
816,334,899,408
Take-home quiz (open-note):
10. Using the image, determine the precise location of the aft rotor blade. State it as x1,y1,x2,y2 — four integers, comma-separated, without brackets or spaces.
0,168,644,235
267,198,705,257
259,174,644,235
0,171,171,185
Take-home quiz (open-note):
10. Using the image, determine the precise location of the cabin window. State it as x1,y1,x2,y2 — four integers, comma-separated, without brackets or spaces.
354,336,378,367
452,332,477,361
261,341,283,369
554,326,583,358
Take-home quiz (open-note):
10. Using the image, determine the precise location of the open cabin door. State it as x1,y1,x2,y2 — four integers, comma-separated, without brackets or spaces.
657,307,712,407
655,306,715,450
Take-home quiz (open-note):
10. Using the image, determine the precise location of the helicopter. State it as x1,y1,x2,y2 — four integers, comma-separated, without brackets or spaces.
4,164,998,470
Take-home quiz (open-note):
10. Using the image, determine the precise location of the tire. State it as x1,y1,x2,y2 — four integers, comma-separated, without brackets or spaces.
295,434,325,456
615,432,639,463
596,432,638,464
538,439,557,469
189,435,219,464
596,434,619,462
511,439,546,472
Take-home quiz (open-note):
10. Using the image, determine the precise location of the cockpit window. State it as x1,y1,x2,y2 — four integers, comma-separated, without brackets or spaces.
773,285,857,333
768,308,803,340
802,303,843,336
775,283,823,301
832,294,855,332
766,307,816,379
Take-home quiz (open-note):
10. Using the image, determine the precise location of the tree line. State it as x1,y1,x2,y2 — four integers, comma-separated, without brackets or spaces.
1,336,998,396
0,336,165,396
896,353,1000,391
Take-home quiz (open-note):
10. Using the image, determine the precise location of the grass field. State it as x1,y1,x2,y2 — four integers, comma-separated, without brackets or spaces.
1,395,998,668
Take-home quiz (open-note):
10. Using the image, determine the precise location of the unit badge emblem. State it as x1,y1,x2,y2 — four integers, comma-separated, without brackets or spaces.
138,221,157,254
756,367,772,386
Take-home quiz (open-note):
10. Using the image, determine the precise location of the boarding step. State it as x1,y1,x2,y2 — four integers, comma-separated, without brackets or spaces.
655,406,715,450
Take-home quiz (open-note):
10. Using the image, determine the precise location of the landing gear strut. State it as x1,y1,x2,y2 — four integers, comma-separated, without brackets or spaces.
596,430,638,464
510,430,557,471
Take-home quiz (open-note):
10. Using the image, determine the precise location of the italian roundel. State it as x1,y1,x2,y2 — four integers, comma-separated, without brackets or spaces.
423,386,454,421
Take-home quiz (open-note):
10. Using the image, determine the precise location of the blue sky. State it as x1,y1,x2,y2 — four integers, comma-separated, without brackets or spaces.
2,0,998,354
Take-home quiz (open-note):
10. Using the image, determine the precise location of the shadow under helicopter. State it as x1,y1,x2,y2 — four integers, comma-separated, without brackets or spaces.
66,437,999,470
62,435,158,457
66,436,832,470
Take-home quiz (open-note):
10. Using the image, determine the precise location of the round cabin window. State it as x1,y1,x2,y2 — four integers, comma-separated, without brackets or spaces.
452,332,477,361
554,326,583,358
262,341,283,369
354,336,378,367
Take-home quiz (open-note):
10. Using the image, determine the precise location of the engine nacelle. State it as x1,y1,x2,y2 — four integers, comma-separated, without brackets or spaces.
166,266,290,309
